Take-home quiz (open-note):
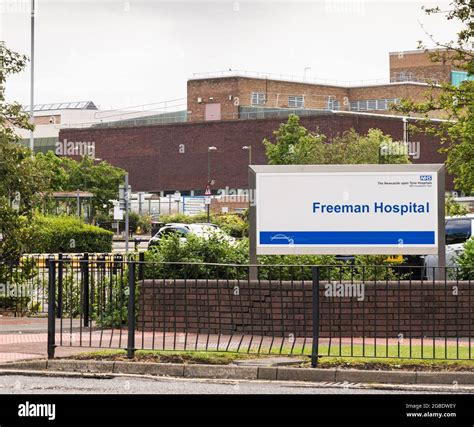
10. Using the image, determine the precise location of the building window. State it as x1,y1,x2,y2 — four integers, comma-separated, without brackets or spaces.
288,95,304,108
251,92,266,106
376,99,387,110
451,70,474,87
350,98,400,112
328,99,340,110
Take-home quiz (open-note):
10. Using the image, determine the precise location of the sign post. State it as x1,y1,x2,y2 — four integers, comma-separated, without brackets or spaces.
249,164,445,278
119,175,131,256
205,183,212,223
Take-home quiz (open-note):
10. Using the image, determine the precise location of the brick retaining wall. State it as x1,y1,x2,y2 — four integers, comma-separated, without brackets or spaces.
137,280,473,338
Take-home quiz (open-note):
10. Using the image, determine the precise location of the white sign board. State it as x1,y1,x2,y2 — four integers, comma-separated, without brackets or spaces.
183,196,206,216
114,206,124,221
253,165,444,255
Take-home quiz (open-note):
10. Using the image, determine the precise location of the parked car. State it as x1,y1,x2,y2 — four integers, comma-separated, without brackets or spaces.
424,214,474,279
147,223,236,249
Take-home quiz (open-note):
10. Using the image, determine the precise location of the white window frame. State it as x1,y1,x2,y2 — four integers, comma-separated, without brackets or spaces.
367,100,377,110
376,99,387,110
251,92,266,106
288,95,304,108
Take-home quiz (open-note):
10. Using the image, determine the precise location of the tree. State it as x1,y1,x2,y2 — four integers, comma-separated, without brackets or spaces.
263,114,325,164
35,150,126,221
0,43,51,261
263,115,411,165
326,129,411,164
394,0,474,195
65,156,125,221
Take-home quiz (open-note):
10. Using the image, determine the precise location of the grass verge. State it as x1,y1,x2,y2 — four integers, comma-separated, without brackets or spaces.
69,350,271,365
67,345,474,371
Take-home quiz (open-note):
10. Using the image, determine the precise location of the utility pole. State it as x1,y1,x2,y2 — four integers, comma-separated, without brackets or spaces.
206,146,217,222
242,145,252,164
124,174,130,256
29,0,35,153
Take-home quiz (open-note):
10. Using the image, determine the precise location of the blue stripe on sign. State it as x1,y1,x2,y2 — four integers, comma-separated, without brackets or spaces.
259,231,435,245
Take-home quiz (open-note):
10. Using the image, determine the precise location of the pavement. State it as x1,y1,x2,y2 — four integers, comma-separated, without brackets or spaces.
0,374,464,394
1,317,470,363
0,317,105,362
1,317,474,393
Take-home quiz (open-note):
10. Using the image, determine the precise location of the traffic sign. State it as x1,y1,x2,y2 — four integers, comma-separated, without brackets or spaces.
204,184,212,196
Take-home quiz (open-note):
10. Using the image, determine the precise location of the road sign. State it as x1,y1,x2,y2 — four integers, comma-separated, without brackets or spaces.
250,164,445,256
118,184,131,210
183,196,206,215
204,184,212,196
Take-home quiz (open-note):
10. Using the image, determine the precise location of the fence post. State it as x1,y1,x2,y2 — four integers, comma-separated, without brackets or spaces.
127,260,136,359
47,259,56,359
82,253,89,327
57,254,63,319
311,266,320,368
138,251,144,281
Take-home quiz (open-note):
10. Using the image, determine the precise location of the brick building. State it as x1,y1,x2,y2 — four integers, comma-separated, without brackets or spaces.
53,49,471,196
59,111,454,195
187,49,471,122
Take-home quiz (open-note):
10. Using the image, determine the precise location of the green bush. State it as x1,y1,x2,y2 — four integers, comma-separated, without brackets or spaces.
458,238,474,279
128,212,140,234
95,212,114,231
0,258,42,315
144,235,401,281
137,214,152,234
145,234,249,279
28,215,113,253
158,212,247,238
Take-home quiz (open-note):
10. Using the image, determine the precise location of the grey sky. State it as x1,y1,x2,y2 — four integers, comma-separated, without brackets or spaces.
1,0,460,111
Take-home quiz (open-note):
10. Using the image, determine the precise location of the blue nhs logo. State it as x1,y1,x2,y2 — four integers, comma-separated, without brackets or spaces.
420,175,432,182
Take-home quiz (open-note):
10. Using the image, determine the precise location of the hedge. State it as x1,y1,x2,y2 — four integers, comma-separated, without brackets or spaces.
28,215,113,253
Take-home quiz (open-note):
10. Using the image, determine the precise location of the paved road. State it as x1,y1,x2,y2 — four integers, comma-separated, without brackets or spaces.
0,374,464,394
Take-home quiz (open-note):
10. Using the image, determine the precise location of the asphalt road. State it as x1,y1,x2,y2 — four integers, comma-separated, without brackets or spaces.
0,374,464,394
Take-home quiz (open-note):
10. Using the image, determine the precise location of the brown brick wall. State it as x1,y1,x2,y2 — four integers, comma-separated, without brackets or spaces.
347,84,444,118
236,77,349,110
187,78,240,122
59,113,452,193
348,83,438,103
187,75,444,119
137,279,474,338
389,50,454,83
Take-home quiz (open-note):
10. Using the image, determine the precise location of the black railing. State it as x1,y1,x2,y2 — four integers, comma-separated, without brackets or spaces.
3,255,473,365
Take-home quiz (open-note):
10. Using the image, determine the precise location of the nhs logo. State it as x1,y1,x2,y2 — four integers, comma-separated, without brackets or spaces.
420,175,432,182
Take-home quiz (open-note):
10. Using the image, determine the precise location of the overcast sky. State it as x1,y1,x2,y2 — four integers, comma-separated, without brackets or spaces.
1,0,460,111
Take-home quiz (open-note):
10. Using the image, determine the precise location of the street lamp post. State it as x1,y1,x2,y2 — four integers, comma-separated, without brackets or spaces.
242,145,252,165
304,67,311,81
29,0,35,154
207,146,217,222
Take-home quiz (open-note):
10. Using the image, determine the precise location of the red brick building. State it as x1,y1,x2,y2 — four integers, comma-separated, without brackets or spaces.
58,49,468,195
186,50,468,122
60,111,453,194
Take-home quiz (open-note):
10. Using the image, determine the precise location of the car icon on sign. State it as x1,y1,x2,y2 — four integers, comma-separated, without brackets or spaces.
270,234,295,245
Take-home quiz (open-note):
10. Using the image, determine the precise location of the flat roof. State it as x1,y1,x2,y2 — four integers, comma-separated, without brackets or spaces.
25,101,98,112
189,73,434,88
